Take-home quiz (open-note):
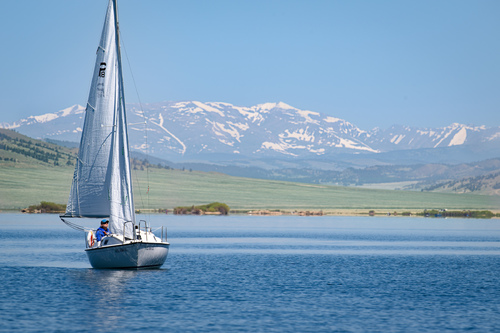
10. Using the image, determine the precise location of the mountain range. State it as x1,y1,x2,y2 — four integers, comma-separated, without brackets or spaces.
2,102,500,193
2,101,500,166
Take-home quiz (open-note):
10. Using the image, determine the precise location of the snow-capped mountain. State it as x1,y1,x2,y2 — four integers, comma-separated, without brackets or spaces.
2,101,499,160
129,101,377,158
366,123,500,151
0,104,86,140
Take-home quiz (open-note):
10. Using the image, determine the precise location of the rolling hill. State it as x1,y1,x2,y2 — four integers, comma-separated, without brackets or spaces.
0,128,77,167
0,128,497,212
0,129,497,212
423,171,500,195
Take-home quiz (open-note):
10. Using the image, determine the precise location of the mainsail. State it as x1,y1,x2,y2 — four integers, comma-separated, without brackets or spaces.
65,0,134,237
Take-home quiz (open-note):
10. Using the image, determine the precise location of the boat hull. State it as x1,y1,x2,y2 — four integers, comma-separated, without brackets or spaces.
85,242,169,269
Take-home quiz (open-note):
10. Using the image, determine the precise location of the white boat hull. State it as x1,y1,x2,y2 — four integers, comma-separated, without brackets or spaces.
85,241,169,269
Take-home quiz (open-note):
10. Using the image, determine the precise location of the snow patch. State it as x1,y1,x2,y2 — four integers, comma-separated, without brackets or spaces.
131,143,149,150
171,102,189,109
277,102,294,109
488,132,500,141
207,120,243,142
228,121,249,131
257,102,295,111
308,148,325,155
433,129,453,147
61,105,85,116
257,103,278,110
390,134,405,145
30,113,59,123
296,110,320,124
150,113,187,154
192,101,225,116
324,116,341,123
207,102,232,108
1,123,20,129
234,106,265,124
218,138,234,146
448,127,467,146
334,137,378,152
417,129,436,137
260,141,298,156
23,105,85,126
279,127,315,142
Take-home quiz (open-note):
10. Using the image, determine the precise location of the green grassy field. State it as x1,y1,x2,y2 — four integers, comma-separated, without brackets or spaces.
0,164,498,212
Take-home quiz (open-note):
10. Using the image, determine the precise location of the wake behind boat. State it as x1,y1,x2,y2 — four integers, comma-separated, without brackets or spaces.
60,0,169,269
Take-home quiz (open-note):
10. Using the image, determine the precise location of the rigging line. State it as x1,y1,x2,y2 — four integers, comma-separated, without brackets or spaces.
121,37,151,219
60,217,90,232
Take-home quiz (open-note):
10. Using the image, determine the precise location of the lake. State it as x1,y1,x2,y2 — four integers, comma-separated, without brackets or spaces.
1,213,500,332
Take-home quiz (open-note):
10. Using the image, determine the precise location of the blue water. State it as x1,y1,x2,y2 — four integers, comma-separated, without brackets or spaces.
1,214,500,332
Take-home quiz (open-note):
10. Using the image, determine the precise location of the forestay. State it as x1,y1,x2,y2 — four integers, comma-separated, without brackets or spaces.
64,0,134,238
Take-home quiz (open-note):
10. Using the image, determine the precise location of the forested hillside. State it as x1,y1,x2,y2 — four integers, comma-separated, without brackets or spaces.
0,129,76,166
423,171,500,195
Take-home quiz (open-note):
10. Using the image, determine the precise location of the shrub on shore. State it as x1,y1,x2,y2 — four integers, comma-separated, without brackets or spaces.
25,201,66,213
174,202,230,215
417,209,495,219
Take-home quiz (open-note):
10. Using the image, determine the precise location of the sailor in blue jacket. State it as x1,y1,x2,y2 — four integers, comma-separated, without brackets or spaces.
96,219,110,242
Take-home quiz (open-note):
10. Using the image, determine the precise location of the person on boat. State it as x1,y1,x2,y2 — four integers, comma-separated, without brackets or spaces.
95,219,110,242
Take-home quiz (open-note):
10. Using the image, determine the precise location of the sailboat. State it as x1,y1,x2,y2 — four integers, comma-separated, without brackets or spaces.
60,0,169,269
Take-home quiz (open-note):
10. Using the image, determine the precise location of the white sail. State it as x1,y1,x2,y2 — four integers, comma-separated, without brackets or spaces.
65,0,134,237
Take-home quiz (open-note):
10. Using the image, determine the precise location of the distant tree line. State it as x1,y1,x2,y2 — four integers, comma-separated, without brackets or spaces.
131,158,171,171
0,143,56,163
0,134,74,166
417,209,497,219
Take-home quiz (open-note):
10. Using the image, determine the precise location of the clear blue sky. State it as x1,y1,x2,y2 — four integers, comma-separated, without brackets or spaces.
0,0,498,130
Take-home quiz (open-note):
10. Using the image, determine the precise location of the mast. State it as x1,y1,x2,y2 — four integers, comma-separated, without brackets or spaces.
111,0,136,228
113,0,125,111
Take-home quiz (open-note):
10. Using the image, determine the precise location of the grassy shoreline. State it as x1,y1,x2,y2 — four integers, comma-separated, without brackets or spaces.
1,165,499,213
5,208,499,219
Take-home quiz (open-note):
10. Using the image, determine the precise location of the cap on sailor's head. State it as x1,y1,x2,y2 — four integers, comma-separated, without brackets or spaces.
101,219,109,224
